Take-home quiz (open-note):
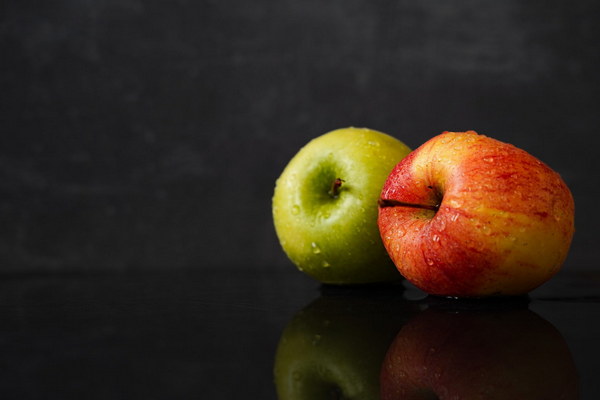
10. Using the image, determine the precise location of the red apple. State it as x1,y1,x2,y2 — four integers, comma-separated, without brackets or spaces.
380,307,579,400
378,131,575,297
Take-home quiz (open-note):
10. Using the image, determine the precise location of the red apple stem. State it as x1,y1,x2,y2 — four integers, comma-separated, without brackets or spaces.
329,178,344,198
378,198,440,212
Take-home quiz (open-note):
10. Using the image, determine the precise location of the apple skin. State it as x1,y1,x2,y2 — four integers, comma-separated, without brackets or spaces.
378,131,575,297
273,127,411,284
380,307,579,400
274,290,419,400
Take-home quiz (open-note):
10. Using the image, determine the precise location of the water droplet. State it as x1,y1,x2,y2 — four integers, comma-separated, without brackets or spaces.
450,213,459,222
483,156,494,162
322,260,331,268
426,258,434,266
291,205,300,215
311,242,321,254
437,219,446,231
312,334,322,345
367,140,380,147
449,199,462,208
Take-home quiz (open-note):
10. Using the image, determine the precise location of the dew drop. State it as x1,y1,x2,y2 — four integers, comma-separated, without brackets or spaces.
426,258,434,266
312,334,322,345
450,213,459,222
291,205,300,215
449,199,462,208
322,260,331,268
432,234,440,243
311,242,321,254
438,219,446,231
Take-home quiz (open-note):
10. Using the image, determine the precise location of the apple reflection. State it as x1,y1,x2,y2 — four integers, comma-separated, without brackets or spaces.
274,287,420,400
381,305,579,400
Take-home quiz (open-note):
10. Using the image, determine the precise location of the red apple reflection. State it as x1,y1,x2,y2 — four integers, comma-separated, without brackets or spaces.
381,306,578,399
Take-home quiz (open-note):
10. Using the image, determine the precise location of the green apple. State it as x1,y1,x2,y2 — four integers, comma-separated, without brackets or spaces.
272,127,411,284
274,290,418,400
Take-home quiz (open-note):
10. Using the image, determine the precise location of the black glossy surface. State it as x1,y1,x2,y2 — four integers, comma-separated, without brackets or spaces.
1,267,599,399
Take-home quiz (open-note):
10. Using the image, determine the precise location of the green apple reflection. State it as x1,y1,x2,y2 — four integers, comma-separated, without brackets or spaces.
274,287,419,400
381,305,579,400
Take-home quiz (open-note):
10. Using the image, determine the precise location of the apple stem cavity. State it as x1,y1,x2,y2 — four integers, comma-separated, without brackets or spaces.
329,178,345,199
378,198,440,212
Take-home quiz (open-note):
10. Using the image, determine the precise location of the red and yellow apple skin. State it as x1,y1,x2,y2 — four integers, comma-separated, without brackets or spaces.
380,308,579,400
378,131,575,297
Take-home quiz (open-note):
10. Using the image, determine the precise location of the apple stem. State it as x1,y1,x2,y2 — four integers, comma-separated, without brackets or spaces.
329,178,344,198
378,198,440,212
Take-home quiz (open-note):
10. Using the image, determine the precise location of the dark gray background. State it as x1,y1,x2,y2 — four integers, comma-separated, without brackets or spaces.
1,0,598,273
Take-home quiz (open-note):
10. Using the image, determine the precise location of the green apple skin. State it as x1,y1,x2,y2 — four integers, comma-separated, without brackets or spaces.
272,127,411,284
274,291,419,400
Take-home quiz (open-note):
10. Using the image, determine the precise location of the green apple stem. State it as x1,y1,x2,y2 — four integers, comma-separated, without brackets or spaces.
378,198,440,212
329,178,345,198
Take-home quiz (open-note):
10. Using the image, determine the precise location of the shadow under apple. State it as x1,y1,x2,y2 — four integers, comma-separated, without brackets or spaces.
380,304,579,400
273,286,420,400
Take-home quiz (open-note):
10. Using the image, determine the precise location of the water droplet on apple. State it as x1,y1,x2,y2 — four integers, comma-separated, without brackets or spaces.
449,199,462,208
311,242,321,254
291,205,300,215
483,156,495,162
312,334,322,345
450,213,459,222
437,219,446,231
322,260,331,268
432,234,440,242
367,140,380,147
426,258,434,266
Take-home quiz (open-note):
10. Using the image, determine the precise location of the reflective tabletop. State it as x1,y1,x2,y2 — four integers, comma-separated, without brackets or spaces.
1,267,598,399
